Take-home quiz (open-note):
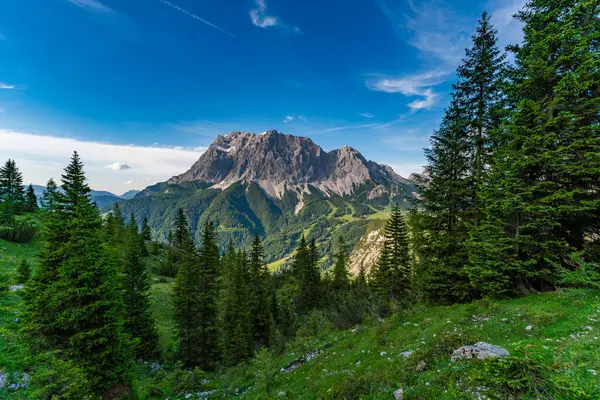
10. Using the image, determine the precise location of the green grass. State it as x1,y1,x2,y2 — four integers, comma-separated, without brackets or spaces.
137,289,600,399
3,223,600,399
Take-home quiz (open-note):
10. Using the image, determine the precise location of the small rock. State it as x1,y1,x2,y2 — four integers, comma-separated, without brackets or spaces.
278,391,287,396
380,351,387,356
415,360,427,371
9,284,24,291
399,351,414,358
150,362,161,372
451,342,509,361
589,369,597,376
0,373,7,388
525,325,533,331
393,387,404,400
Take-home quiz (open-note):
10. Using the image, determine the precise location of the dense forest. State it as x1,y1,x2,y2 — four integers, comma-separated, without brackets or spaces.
0,0,598,398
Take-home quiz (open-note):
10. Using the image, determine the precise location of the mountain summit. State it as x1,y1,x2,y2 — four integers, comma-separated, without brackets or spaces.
168,130,408,199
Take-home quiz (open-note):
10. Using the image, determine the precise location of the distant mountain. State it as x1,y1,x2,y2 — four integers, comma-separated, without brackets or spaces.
116,130,414,270
28,185,125,209
120,190,141,200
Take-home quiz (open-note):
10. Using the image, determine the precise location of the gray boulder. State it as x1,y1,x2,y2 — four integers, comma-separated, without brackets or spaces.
451,342,509,361
393,387,404,399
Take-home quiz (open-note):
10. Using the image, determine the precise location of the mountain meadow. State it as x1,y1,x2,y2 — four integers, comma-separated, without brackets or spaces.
1,1,600,399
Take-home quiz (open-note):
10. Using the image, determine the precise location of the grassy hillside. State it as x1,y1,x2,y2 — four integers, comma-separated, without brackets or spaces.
3,230,599,399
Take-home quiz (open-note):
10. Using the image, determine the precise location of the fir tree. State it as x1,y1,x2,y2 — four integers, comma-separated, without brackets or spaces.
123,214,158,359
371,207,411,302
220,247,253,365
25,152,133,394
141,217,152,241
409,95,474,304
0,159,24,214
248,234,272,348
25,184,38,212
172,208,189,250
40,178,59,212
332,236,350,291
292,236,321,313
16,258,31,283
468,0,600,296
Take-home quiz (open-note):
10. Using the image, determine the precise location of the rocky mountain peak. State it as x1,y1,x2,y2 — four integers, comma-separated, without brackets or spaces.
167,130,408,199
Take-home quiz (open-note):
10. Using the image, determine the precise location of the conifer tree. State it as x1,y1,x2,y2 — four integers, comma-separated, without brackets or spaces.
371,207,411,302
0,159,24,214
409,95,474,304
292,236,321,313
123,214,158,359
141,217,152,241
25,184,38,212
220,247,253,365
25,152,133,393
173,223,203,366
248,234,271,348
41,178,59,212
174,220,220,369
16,258,31,283
332,236,349,291
468,0,600,296
172,208,189,250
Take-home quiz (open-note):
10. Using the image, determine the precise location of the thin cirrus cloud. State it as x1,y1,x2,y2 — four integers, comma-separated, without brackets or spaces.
370,0,526,111
367,70,449,111
65,0,113,13
250,0,300,33
359,113,375,119
158,0,236,38
0,129,205,192
283,115,307,123
0,83,16,89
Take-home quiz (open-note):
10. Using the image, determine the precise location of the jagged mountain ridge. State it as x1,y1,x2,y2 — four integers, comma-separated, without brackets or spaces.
120,130,414,270
167,130,409,201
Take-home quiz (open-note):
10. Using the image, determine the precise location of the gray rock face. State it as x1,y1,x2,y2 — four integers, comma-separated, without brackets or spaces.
451,342,510,361
393,388,404,400
168,130,409,198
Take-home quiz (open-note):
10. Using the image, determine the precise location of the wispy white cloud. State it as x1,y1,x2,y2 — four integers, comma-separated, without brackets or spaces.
367,70,449,111
104,161,131,171
124,180,133,185
250,0,300,33
65,0,113,13
359,113,375,119
283,115,307,123
307,123,382,134
158,0,236,38
0,83,16,89
0,129,205,193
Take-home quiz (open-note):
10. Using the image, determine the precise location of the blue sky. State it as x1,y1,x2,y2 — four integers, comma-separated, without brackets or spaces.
0,0,524,194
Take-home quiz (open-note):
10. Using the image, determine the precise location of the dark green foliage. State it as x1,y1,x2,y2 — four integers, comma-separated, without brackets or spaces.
174,220,220,369
248,235,272,348
24,183,38,212
331,236,349,291
141,216,152,241
292,236,322,314
220,246,253,365
24,152,134,394
41,178,59,212
371,207,411,302
468,0,600,297
0,219,36,243
27,352,93,400
0,159,25,215
16,257,31,283
123,214,159,359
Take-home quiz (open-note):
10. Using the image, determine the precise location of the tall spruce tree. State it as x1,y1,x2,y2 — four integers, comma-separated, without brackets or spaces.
409,94,474,304
248,234,272,348
220,246,253,365
173,220,204,366
123,214,158,359
0,159,25,215
40,178,59,212
371,207,411,302
332,236,350,291
25,184,38,212
141,217,152,241
468,0,600,296
25,152,133,394
292,236,321,313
